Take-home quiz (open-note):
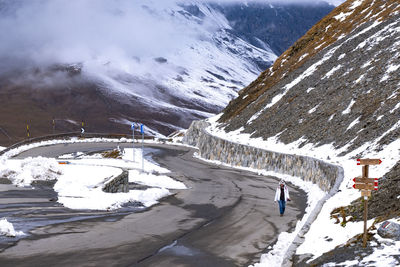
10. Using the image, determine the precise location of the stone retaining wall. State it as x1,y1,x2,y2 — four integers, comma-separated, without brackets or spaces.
184,120,341,192
182,120,210,147
103,170,129,193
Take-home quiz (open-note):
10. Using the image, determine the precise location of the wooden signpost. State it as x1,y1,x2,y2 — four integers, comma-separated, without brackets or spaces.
357,158,382,165
353,158,382,247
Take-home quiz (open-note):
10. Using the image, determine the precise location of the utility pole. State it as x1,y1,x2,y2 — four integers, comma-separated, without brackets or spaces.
141,124,144,172
52,118,56,134
131,123,135,162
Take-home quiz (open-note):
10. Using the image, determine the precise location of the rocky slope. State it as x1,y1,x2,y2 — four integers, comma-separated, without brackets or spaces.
0,0,333,146
219,0,399,156
213,0,400,264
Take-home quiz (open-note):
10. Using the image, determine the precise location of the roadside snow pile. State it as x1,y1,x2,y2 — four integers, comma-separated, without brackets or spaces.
0,141,186,211
54,162,174,210
0,146,5,151
0,218,24,237
53,148,186,210
54,164,123,210
0,157,61,186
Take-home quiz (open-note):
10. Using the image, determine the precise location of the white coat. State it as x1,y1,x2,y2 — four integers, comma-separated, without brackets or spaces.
274,185,290,202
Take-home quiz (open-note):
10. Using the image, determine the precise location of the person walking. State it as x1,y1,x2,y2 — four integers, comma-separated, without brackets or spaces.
274,180,291,216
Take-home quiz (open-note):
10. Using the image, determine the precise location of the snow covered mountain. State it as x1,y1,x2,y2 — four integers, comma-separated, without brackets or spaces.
210,0,400,265
0,0,333,144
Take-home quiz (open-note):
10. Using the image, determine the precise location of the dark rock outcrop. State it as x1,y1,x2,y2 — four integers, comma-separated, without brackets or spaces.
378,221,400,241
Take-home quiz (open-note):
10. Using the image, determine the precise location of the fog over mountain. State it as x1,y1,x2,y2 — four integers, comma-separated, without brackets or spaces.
0,0,336,77
0,0,334,144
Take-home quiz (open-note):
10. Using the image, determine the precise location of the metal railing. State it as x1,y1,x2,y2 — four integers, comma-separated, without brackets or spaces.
0,132,157,156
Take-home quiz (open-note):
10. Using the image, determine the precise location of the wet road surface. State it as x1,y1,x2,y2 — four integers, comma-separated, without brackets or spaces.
0,142,307,266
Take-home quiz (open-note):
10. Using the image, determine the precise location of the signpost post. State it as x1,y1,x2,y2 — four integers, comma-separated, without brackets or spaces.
131,123,135,162
353,158,382,247
141,124,144,172
26,124,30,138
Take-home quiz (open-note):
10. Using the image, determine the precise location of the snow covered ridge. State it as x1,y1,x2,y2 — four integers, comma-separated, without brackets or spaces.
0,139,187,211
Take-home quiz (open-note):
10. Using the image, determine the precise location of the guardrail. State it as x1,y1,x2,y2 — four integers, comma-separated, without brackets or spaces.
0,132,157,156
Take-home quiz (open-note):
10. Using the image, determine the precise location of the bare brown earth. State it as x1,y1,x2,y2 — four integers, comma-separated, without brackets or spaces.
0,72,213,146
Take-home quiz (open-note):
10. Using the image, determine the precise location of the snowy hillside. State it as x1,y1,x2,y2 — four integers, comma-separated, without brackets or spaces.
204,0,400,265
0,0,333,145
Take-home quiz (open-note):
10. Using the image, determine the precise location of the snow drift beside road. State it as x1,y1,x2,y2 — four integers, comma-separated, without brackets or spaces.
0,218,24,237
0,157,60,187
0,142,186,211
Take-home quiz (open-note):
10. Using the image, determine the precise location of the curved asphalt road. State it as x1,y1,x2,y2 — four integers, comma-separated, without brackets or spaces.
0,142,307,266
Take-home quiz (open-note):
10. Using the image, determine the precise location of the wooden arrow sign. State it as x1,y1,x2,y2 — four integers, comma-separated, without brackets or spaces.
357,158,382,165
353,183,376,190
353,177,379,184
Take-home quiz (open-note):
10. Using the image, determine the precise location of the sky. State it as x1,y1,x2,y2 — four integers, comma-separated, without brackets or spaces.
325,0,346,5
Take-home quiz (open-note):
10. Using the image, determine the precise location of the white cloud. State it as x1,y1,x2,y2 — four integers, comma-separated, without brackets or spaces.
0,0,198,67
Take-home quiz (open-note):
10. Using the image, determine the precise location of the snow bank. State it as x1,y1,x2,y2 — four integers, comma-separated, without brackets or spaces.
0,143,186,211
54,158,183,210
0,157,61,187
0,218,24,237
53,147,186,210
